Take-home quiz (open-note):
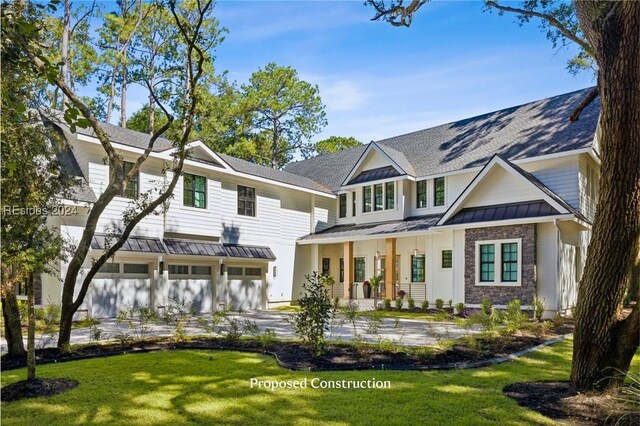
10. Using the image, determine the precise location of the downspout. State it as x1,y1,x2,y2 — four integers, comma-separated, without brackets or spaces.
554,219,562,313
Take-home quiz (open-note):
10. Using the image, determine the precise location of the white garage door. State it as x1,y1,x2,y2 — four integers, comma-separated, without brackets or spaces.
89,263,151,317
165,264,214,313
225,266,264,310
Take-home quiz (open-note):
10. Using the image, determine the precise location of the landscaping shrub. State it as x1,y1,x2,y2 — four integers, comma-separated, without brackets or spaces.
116,304,159,340
384,298,392,310
455,302,465,315
339,300,360,338
257,328,277,350
364,309,383,335
162,297,195,343
290,272,334,355
395,297,403,310
504,299,527,331
435,298,444,309
481,298,492,316
533,295,545,321
421,300,429,311
448,299,453,308
408,298,415,309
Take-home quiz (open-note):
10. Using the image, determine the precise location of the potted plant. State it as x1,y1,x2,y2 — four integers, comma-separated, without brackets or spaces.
369,274,383,303
397,289,406,299
362,280,371,298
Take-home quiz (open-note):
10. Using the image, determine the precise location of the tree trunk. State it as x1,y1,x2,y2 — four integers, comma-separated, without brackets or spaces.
571,1,640,391
26,273,36,380
106,70,116,124
121,53,127,128
148,67,154,134
1,289,25,357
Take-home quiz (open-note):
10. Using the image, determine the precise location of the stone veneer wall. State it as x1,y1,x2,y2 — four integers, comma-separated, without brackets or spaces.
464,224,536,305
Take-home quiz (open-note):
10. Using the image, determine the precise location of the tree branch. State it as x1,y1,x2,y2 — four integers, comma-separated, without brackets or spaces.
570,85,599,122
485,1,595,58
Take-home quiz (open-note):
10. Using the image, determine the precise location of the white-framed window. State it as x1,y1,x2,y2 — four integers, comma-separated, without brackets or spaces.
191,265,212,276
245,267,262,277
169,265,189,276
227,266,243,276
98,262,120,274
123,263,149,274
474,238,522,286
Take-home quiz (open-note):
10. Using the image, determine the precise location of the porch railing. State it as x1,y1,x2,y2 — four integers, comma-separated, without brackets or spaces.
338,282,428,302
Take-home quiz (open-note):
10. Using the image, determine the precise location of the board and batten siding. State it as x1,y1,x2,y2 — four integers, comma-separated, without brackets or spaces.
525,156,580,210
577,153,599,222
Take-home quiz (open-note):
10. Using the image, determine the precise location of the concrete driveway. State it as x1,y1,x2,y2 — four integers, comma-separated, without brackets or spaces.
1,310,477,353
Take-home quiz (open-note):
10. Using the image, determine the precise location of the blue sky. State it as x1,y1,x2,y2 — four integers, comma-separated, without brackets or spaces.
125,0,595,143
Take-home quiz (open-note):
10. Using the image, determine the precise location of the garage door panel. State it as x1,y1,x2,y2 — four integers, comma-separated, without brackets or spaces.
90,275,151,318
228,278,262,310
90,278,118,318
168,279,212,313
117,278,150,310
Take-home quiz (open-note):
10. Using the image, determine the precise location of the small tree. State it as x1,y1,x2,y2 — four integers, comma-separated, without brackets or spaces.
290,272,334,356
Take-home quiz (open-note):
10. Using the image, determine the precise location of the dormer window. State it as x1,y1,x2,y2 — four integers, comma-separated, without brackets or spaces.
434,177,445,206
385,182,395,209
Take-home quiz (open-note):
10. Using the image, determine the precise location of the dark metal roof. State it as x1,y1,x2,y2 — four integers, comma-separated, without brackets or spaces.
164,238,227,257
284,87,599,191
224,244,276,260
298,214,442,241
347,166,401,185
91,234,166,253
444,200,560,225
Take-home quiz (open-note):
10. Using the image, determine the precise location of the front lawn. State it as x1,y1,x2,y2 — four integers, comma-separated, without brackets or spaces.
4,340,634,425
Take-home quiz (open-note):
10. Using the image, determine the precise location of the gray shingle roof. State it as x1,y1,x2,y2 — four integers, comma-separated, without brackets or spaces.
286,87,599,191
75,121,175,152
218,153,332,194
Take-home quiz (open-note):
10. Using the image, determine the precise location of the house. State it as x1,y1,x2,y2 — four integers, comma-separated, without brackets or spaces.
33,87,598,318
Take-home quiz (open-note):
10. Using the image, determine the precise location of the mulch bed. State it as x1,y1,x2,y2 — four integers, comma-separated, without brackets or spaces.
504,381,640,425
1,322,572,372
1,378,78,402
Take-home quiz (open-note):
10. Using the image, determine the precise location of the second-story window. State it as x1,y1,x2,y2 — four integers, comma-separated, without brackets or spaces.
352,191,356,216
417,180,427,208
434,177,445,206
339,193,347,218
237,185,256,216
184,173,206,208
385,181,394,209
363,186,372,212
120,161,139,199
374,184,383,211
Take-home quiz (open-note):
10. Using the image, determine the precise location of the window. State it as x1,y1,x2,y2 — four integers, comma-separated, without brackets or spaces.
98,262,120,274
352,191,356,216
15,282,27,296
339,194,347,218
322,258,330,276
375,255,386,283
479,244,495,282
417,180,427,208
411,255,425,282
124,263,149,274
169,265,189,275
385,182,395,209
120,162,139,199
434,177,445,206
441,250,452,268
237,185,256,216
227,266,243,276
245,267,262,276
501,243,518,282
363,186,372,212
374,184,383,211
339,258,344,282
184,173,207,208
191,266,212,275
354,257,365,282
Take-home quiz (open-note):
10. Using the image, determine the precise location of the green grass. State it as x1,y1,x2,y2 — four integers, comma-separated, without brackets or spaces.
358,310,462,323
5,340,637,425
270,305,300,312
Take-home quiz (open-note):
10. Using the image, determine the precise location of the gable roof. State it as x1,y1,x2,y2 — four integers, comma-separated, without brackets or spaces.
340,141,410,187
444,200,560,225
285,87,599,191
436,154,590,226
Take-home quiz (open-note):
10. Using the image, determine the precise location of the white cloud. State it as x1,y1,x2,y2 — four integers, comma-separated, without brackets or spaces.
321,80,369,112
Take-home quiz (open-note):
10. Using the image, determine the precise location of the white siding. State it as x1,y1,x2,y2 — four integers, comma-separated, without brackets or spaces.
577,154,599,221
463,167,540,208
524,156,580,209
536,222,559,317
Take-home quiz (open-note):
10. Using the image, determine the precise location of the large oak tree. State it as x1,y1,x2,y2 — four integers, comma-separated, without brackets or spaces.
368,0,639,391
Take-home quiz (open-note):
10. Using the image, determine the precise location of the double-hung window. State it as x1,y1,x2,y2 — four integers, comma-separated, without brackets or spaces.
479,244,495,282
363,187,372,213
374,184,383,211
184,173,206,208
441,250,452,269
120,161,139,199
501,243,518,282
434,177,445,206
417,180,427,208
237,185,256,216
385,182,394,209
339,194,347,218
352,192,357,216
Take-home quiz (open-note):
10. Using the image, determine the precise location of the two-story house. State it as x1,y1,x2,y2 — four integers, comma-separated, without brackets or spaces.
286,87,599,317
37,87,598,318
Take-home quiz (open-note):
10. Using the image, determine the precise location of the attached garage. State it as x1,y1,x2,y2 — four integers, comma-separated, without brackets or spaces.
89,262,152,317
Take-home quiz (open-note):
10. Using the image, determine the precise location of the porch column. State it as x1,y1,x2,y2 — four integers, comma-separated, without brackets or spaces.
343,241,353,299
385,238,396,299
